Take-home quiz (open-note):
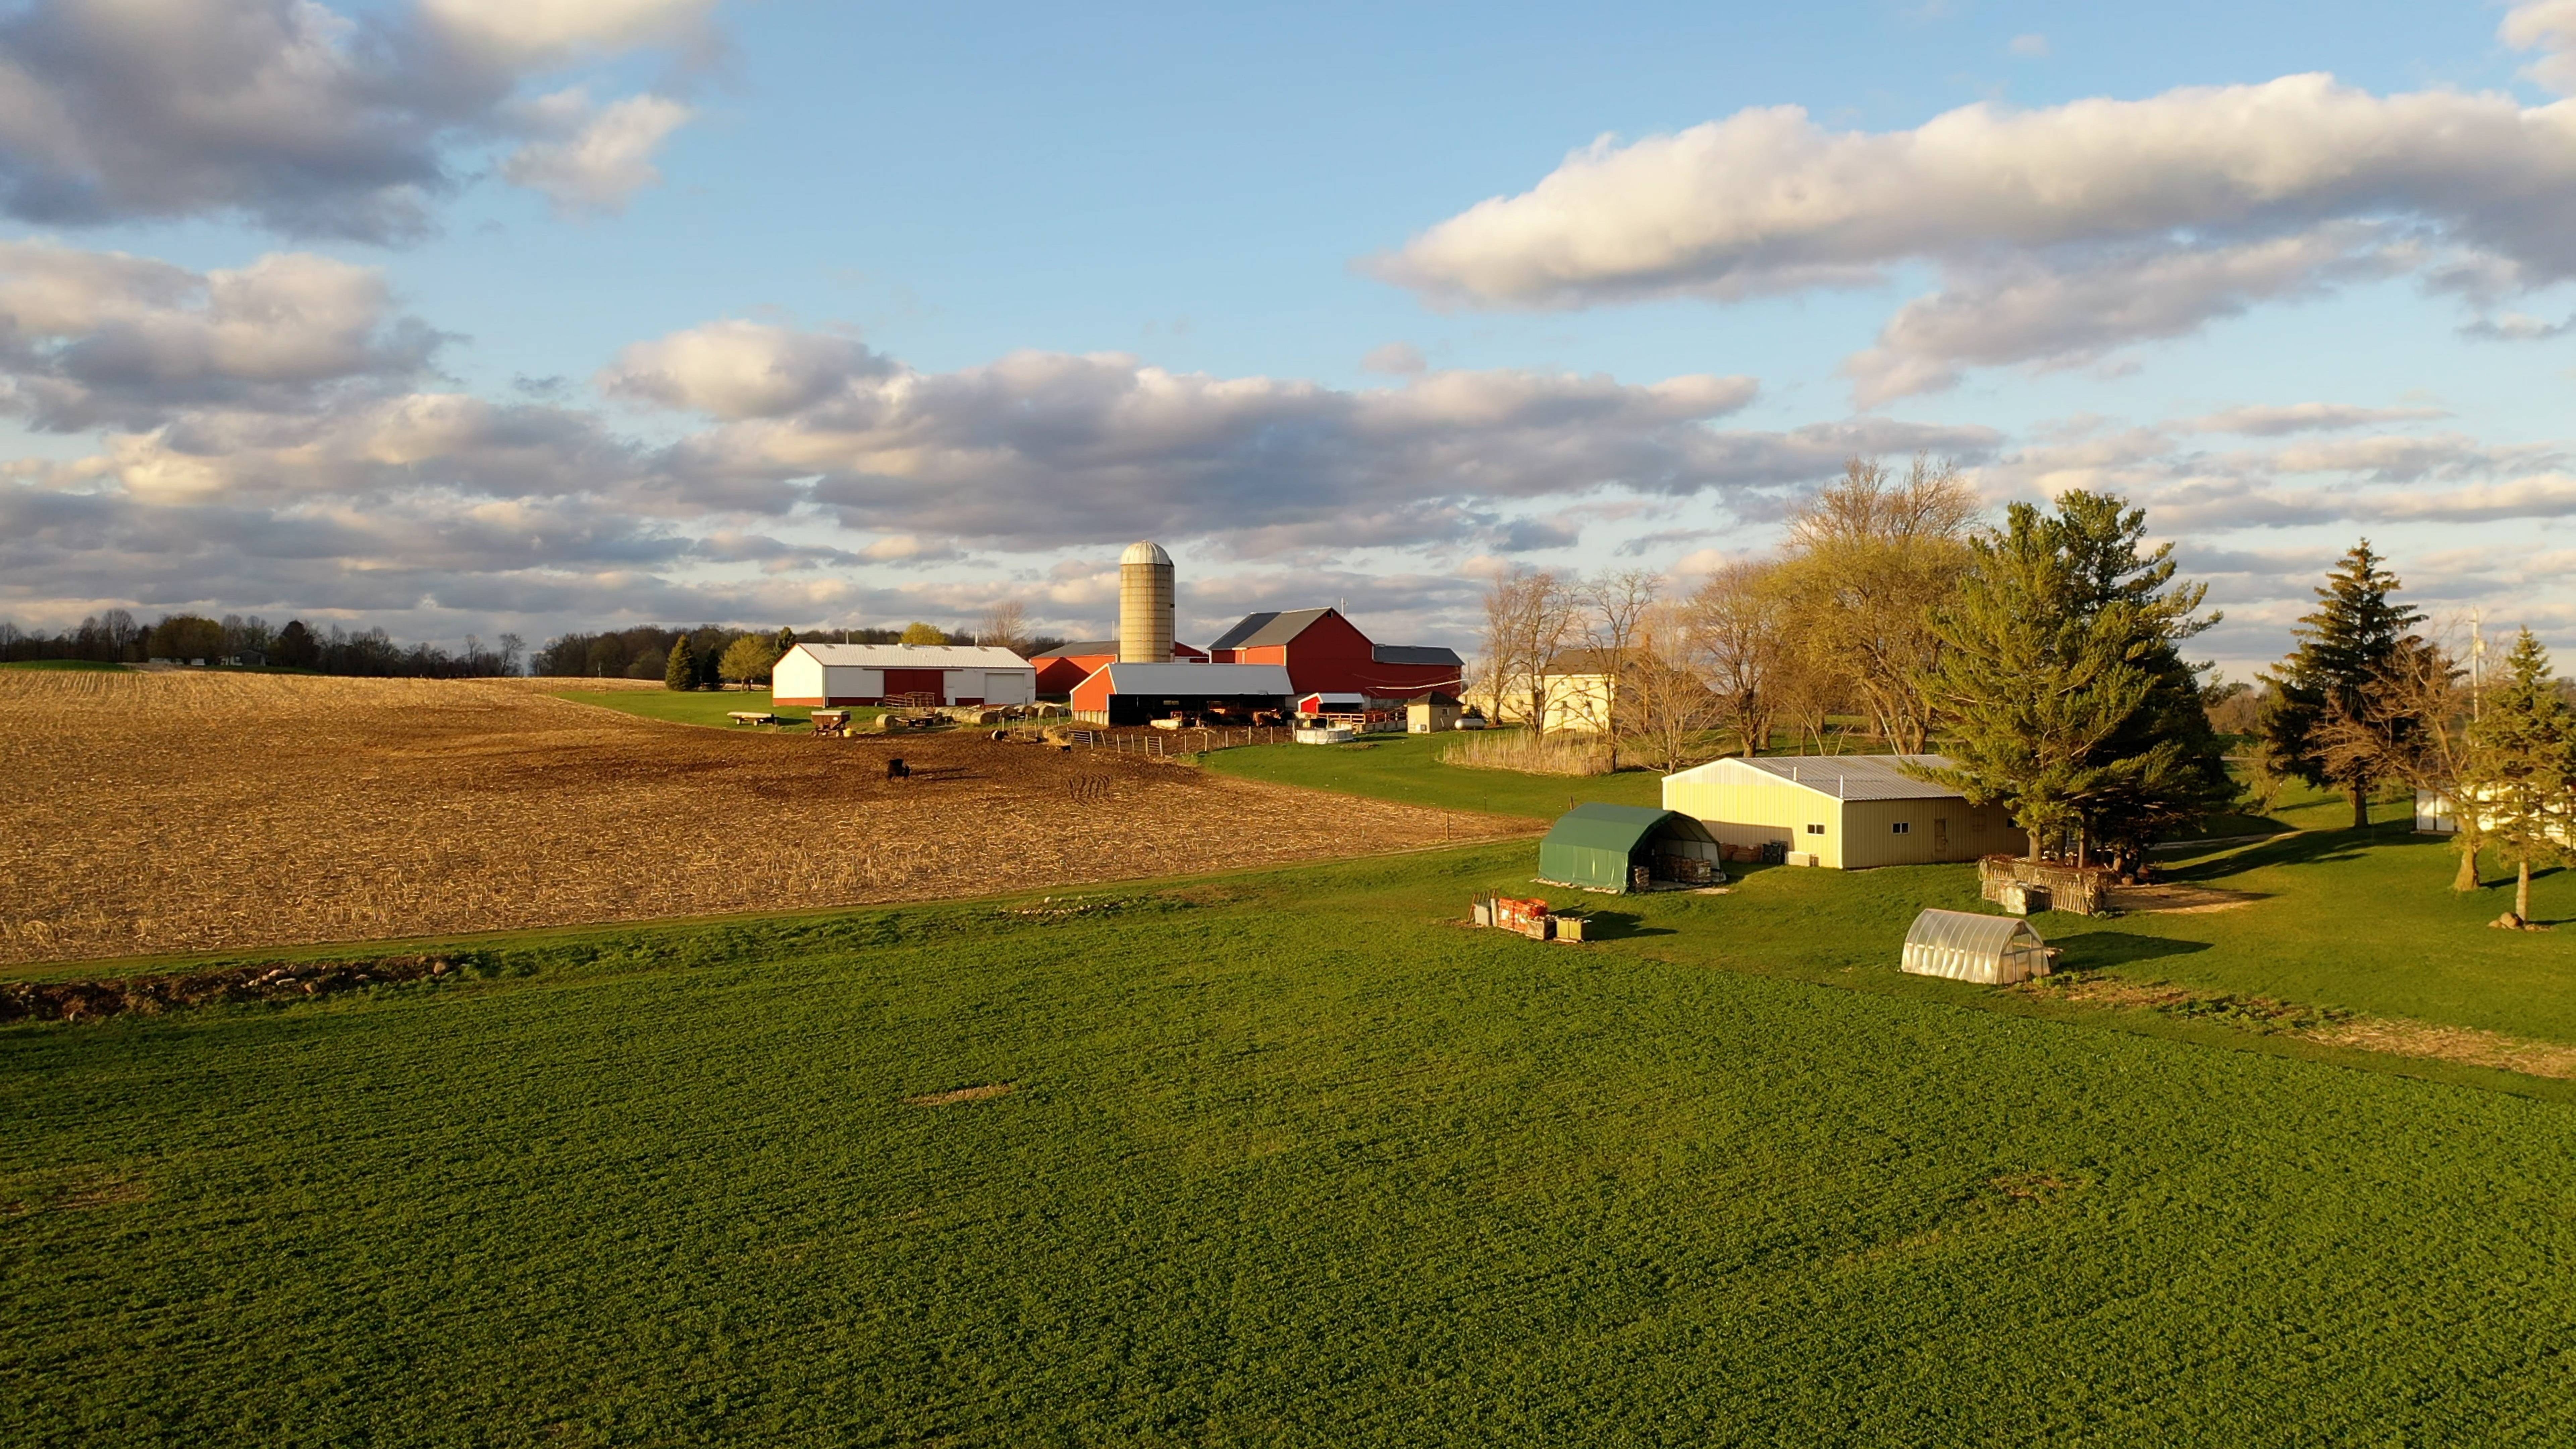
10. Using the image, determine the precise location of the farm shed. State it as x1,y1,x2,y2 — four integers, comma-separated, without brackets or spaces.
772,643,1036,708
1900,909,2052,985
1660,755,2024,869
1068,661,1294,726
1407,692,1464,733
1538,803,1723,892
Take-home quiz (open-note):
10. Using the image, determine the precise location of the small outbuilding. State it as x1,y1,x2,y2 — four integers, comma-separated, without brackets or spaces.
1538,803,1725,893
1407,692,1464,734
1899,909,2052,985
772,643,1036,707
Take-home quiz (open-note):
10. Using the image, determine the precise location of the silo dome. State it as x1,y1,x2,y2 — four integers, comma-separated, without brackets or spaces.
1117,540,1176,663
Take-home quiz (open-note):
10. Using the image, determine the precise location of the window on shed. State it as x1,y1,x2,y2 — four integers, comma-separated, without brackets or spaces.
1891,821,1911,834
1805,822,1826,835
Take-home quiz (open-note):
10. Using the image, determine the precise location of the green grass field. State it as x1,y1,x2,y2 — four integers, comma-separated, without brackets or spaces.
0,659,127,672
9,845,2576,1445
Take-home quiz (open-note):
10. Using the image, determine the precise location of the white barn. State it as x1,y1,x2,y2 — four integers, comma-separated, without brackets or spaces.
771,643,1036,707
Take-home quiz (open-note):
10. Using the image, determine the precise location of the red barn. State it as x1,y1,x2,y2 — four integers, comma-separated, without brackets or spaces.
1029,638,1207,696
1205,608,1463,699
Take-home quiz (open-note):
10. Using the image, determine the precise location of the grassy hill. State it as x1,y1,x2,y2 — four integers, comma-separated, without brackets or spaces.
8,839,2576,1444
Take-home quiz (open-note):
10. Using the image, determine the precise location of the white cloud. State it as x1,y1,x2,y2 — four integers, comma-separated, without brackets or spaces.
2175,402,2449,434
0,0,715,239
416,0,714,67
601,319,886,419
0,241,440,429
501,90,693,216
1372,54,2576,401
2008,33,2048,59
2504,0,2576,95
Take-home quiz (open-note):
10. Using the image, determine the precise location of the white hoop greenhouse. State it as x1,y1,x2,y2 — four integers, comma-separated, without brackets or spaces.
1900,909,2052,985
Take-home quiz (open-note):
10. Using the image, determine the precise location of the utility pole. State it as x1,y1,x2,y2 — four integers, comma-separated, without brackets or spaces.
2472,608,2486,721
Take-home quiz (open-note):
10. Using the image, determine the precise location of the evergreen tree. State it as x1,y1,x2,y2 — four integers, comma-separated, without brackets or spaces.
772,626,798,658
1916,497,2156,864
2260,542,2424,828
1917,491,2230,868
2468,630,2574,924
664,636,697,692
2052,494,2236,872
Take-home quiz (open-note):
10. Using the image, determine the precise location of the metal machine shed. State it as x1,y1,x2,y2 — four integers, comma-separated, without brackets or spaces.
1538,804,1723,892
1900,909,2052,985
1660,754,2025,868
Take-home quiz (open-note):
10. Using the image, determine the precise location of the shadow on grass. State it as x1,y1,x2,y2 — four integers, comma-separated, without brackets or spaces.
2052,931,2214,971
1571,911,1675,941
2166,823,2441,882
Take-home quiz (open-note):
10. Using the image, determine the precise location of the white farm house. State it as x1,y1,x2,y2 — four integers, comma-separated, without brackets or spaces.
770,643,1036,707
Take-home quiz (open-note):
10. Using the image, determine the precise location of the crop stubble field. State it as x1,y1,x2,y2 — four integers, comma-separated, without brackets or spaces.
0,671,1516,966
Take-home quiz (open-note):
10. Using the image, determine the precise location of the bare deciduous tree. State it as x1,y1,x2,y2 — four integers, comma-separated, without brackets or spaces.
1623,600,1718,773
976,600,1032,655
1689,559,1787,756
1480,570,1576,733
2313,628,2483,890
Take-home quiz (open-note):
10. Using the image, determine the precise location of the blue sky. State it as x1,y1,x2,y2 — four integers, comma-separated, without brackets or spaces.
5,0,2575,673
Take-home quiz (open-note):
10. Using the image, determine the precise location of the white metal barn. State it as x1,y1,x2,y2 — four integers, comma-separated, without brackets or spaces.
1900,909,2052,985
1661,754,2024,868
770,643,1036,707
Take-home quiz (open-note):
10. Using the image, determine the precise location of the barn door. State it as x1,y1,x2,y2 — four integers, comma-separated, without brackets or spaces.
1934,817,1949,854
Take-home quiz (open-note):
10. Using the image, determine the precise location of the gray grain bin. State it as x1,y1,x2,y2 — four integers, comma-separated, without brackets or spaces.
1900,909,2051,985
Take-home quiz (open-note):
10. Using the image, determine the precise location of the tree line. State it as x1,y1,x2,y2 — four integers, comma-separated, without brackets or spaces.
1478,456,2564,885
1,610,525,678
538,604,1067,690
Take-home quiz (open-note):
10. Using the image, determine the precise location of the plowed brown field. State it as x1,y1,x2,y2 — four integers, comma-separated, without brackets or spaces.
0,670,1520,967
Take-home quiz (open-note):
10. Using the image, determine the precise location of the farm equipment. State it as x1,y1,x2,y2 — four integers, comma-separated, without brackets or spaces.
1469,893,1586,943
809,710,853,738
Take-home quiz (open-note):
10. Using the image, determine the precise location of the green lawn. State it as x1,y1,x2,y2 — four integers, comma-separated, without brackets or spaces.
0,659,127,672
10,845,2576,1444
1199,729,1663,817
546,687,885,731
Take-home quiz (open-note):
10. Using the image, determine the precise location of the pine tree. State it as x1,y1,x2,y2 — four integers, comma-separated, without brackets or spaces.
664,636,697,692
1917,497,2156,863
1916,491,2231,868
2259,542,2424,829
772,627,798,658
2468,630,2574,924
2052,494,2236,873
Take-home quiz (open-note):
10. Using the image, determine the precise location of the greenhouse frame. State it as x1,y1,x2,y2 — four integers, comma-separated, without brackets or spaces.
1899,909,2052,985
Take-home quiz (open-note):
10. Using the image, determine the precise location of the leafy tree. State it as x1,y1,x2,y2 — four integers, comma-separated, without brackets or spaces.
1775,455,1978,752
1916,491,2229,869
718,635,780,691
148,614,227,662
2261,543,2425,829
664,636,698,692
899,621,950,645
2467,629,2574,924
271,620,319,670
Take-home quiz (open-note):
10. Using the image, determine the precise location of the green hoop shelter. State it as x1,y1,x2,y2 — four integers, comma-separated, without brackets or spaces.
1537,803,1725,892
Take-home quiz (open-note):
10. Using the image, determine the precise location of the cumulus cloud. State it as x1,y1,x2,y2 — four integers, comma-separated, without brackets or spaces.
0,241,441,429
0,0,711,239
501,90,693,216
1373,35,2576,401
595,325,1992,548
601,319,886,419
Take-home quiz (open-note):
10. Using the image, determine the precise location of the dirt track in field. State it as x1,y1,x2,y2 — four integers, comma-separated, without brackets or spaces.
0,671,1522,967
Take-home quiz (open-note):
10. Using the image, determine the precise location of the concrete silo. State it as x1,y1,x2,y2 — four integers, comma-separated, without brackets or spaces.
1118,541,1176,663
